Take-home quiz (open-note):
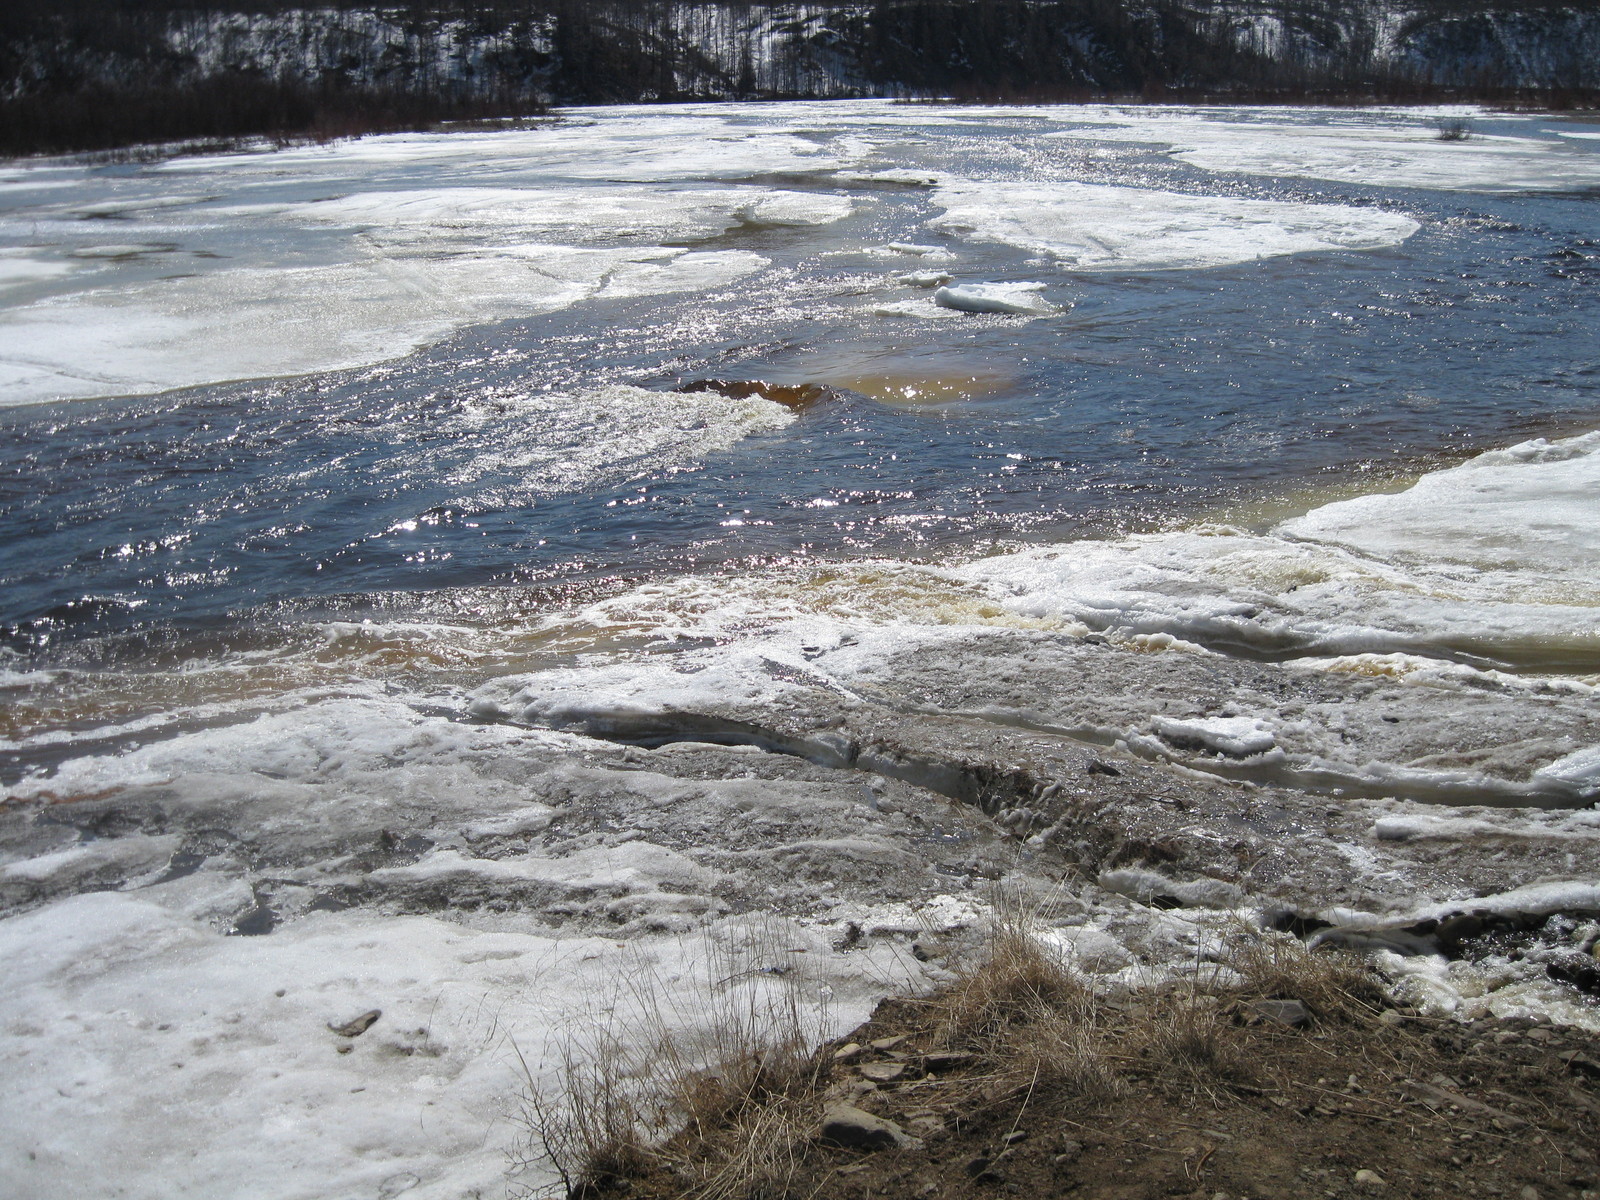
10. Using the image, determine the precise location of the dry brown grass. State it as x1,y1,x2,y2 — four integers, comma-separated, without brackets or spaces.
924,916,1123,1102
510,928,839,1199
514,913,1407,1199
1228,933,1388,1023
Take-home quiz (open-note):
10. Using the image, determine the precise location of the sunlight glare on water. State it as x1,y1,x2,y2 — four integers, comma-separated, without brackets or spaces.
1,99,1599,748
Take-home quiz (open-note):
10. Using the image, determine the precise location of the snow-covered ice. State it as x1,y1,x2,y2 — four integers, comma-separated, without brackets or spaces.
954,427,1600,672
1039,105,1600,193
0,118,859,405
931,179,1419,271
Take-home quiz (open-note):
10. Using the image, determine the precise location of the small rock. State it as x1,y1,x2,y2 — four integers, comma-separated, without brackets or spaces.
1250,999,1311,1028
1053,1139,1084,1164
819,1103,919,1151
870,1034,911,1051
1525,1027,1553,1043
329,1009,381,1038
1520,1189,1540,1200
1355,1168,1386,1189
859,1061,907,1083
833,1042,864,1063
1002,1130,1029,1145
1376,1009,1404,1027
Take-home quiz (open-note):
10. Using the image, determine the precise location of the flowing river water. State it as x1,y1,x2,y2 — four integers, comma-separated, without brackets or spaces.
1,101,1599,1198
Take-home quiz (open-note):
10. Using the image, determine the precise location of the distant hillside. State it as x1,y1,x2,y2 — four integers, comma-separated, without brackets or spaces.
4,0,1598,155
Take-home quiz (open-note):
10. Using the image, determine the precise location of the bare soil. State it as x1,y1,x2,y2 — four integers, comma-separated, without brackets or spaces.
601,979,1600,1200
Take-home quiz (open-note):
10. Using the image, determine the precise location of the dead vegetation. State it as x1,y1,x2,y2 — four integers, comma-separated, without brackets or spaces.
512,916,1600,1200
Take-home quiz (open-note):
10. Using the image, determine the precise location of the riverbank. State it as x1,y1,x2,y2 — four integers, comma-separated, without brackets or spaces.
552,929,1600,1200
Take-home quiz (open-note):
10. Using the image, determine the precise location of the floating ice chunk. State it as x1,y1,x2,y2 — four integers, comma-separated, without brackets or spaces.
884,241,955,259
954,426,1600,674
260,185,847,246
738,191,853,226
1150,715,1278,757
870,298,962,319
893,269,952,287
843,169,941,187
931,179,1419,271
933,281,1055,315
157,119,857,184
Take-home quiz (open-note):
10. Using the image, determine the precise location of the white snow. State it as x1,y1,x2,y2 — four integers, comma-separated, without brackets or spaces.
0,892,929,1200
931,179,1419,271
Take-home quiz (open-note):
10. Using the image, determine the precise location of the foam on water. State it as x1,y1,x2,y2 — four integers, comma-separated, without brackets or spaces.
421,382,798,506
931,179,1420,271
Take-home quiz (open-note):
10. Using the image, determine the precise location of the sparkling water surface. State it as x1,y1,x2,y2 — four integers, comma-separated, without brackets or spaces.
1,102,1597,655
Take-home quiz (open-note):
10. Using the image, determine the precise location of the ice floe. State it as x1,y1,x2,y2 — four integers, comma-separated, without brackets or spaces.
931,178,1419,271
0,118,857,405
0,248,768,405
1040,106,1600,193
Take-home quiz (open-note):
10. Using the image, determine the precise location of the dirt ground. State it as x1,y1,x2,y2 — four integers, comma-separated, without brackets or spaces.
596,957,1600,1200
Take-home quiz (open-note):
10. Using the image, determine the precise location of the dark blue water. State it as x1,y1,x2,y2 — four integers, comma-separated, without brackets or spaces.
3,109,1598,659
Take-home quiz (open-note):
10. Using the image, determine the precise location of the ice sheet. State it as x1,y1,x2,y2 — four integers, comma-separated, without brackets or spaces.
0,113,856,406
931,179,1419,271
1280,430,1600,583
1039,106,1600,193
254,185,853,246
953,428,1600,670
0,248,767,405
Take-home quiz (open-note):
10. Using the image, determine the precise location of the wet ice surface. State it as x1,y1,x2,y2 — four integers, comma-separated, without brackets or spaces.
3,100,1600,1197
